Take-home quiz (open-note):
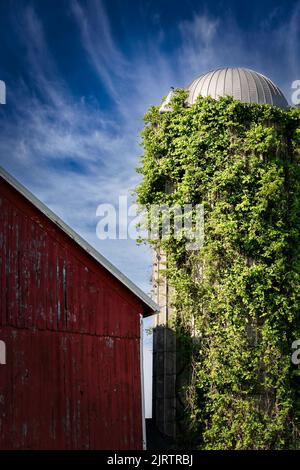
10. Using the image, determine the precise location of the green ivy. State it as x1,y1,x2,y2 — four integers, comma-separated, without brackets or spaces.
136,90,300,449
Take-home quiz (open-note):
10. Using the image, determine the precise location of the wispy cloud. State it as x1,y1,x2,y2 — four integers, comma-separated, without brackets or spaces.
178,14,220,77
71,0,130,103
71,0,177,117
0,4,152,289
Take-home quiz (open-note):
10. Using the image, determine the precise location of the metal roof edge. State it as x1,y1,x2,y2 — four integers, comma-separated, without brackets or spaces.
0,166,159,314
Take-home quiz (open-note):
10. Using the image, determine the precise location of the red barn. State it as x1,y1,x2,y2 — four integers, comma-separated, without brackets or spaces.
0,167,157,450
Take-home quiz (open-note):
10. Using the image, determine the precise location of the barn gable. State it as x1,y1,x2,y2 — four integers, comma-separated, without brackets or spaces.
0,166,158,450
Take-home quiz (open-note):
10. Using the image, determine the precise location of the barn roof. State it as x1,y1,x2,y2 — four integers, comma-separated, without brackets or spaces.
0,166,159,316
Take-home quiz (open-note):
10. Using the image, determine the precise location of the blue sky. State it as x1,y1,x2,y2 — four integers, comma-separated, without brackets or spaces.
1,0,300,416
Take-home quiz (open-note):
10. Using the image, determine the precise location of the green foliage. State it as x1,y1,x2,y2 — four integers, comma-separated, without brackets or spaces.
136,90,300,449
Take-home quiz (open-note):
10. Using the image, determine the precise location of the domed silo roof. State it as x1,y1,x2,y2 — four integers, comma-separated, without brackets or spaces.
186,67,288,108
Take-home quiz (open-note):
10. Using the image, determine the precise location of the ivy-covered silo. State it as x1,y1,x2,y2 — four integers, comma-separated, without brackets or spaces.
137,68,300,449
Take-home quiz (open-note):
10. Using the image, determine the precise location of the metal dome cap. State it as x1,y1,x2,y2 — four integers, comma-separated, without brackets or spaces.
186,67,288,108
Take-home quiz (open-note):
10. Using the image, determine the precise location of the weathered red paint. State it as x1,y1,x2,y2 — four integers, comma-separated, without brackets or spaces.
0,176,148,449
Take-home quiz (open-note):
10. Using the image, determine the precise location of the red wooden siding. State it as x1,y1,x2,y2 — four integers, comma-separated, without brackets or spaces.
0,177,146,449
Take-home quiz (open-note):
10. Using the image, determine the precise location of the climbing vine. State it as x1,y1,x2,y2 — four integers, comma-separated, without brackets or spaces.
136,90,300,449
